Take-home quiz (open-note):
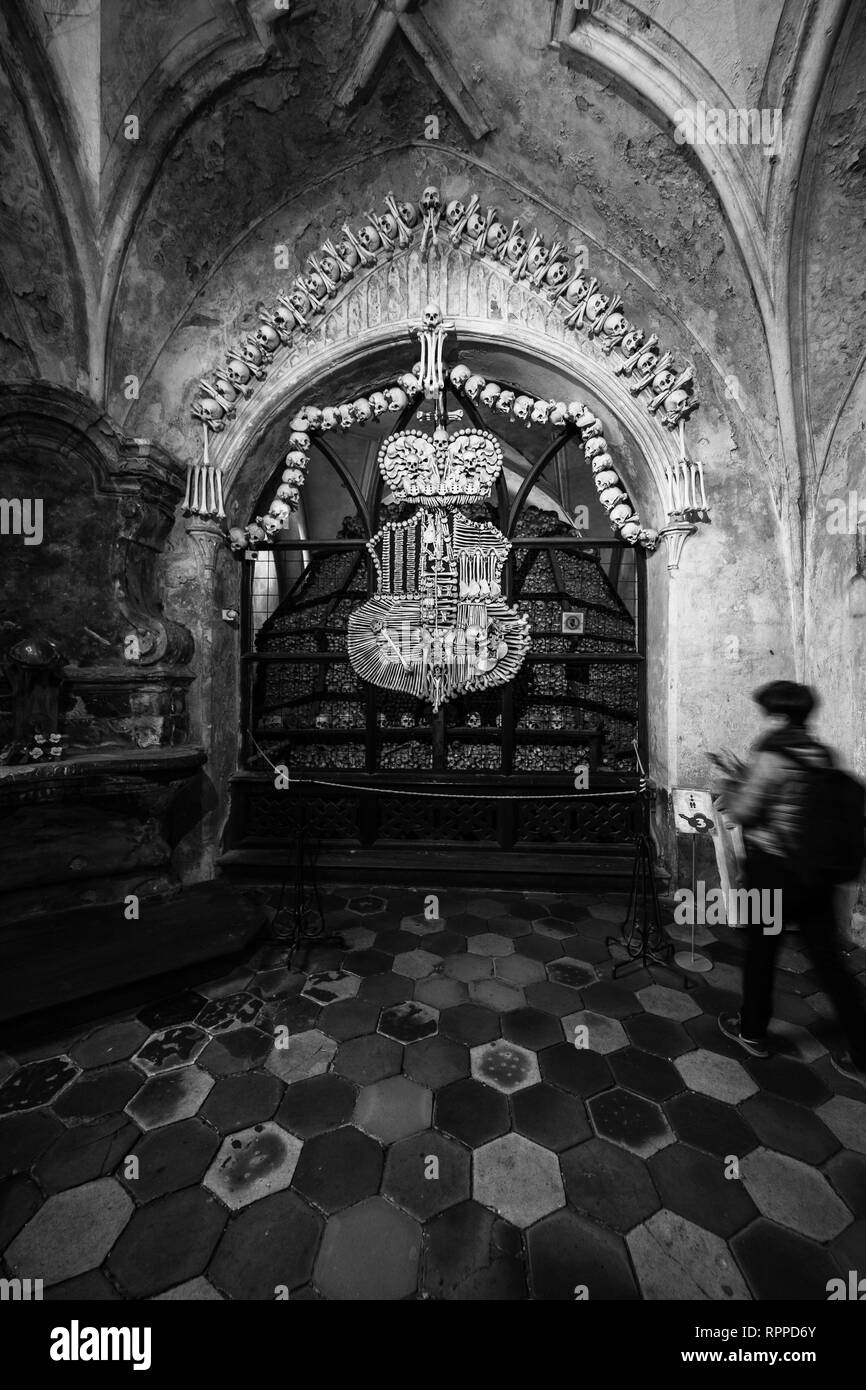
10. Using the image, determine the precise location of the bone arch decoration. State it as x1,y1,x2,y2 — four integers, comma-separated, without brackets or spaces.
188,185,700,445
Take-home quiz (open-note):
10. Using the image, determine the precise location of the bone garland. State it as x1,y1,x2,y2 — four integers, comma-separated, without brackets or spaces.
184,424,226,520
412,304,455,397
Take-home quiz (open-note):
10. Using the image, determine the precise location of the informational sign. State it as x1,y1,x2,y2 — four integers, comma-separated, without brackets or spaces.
561,611,585,635
672,788,716,834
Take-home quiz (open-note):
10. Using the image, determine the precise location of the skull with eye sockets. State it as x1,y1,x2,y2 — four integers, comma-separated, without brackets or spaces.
353,398,372,424
505,233,527,264
444,199,465,227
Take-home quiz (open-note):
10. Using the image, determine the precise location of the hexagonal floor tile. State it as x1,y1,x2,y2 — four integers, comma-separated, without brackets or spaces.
5,1177,133,1286
502,1007,563,1051
378,1000,439,1043
473,1132,565,1229
539,1043,613,1097
0,1056,79,1114
739,1146,852,1240
768,1020,827,1063
533,917,577,940
663,1091,757,1159
610,1047,686,1103
300,970,361,1006
401,913,447,936
739,1092,839,1165
414,975,468,1010
468,979,525,1012
275,1073,356,1139
346,895,387,915
494,954,548,987
731,1218,844,1300
340,926,376,951
120,1118,220,1203
403,1035,469,1088
623,1013,693,1057
546,958,598,990
196,992,262,1034
392,949,440,980
264,1029,337,1085
353,1075,432,1143
467,933,515,958
527,1208,639,1300
471,1039,540,1094
443,954,493,983
133,1026,208,1076
816,1096,866,1155
382,1129,471,1221
314,1196,421,1300
106,1187,227,1298
434,1078,510,1147
512,1084,592,1153
332,1033,402,1085
208,1189,322,1300
125,1066,214,1131
675,1048,758,1104
635,984,702,1022
467,897,510,918
197,1027,274,1077
648,1142,757,1238
627,1209,751,1300
291,1124,383,1213
317,998,381,1042
203,1121,302,1209
70,1021,149,1070
588,1087,674,1158
560,1136,659,1232
562,1010,628,1054
439,1003,500,1046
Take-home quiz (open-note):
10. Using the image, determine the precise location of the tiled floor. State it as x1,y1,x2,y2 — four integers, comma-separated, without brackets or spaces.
2,885,866,1301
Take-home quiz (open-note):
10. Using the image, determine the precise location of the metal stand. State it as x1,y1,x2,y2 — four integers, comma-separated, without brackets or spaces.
673,836,713,973
607,786,695,988
271,800,330,968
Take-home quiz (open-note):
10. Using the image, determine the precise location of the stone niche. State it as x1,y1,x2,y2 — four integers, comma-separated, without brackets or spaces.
0,384,204,926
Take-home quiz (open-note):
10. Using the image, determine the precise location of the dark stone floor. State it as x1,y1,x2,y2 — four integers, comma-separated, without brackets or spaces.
1,886,865,1300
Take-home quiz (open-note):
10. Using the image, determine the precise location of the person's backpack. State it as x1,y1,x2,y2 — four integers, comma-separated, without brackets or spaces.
782,751,866,884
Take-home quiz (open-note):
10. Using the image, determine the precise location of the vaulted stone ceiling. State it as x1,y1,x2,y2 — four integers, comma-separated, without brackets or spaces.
0,0,863,546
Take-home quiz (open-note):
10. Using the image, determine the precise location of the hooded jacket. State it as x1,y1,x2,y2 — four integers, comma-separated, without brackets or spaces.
721,724,833,859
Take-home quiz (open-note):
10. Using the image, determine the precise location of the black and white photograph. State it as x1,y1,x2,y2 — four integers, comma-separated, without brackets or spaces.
0,0,864,1353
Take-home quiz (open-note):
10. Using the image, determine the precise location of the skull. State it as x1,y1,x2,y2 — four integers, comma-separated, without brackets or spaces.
305,272,327,299
464,374,486,401
466,212,486,239
505,233,527,264
255,323,281,353
289,431,311,452
304,406,323,431
228,526,247,552
226,358,252,387
336,239,359,268
599,486,629,512
241,341,266,367
399,372,422,399
246,521,267,544
593,469,620,491
546,261,569,287
423,303,443,331
652,369,676,395
320,255,339,282
193,396,225,423
603,312,629,337
289,411,310,432
664,387,690,418
496,388,516,414
449,364,471,391
398,201,419,227
285,450,308,472
609,503,635,527
357,225,381,253
270,499,292,523
526,243,547,273
486,221,508,250
620,521,643,544
620,329,644,356
548,401,568,427
337,403,355,429
282,466,305,486
636,350,659,375
480,381,502,408
420,186,441,216
513,394,534,421
638,526,659,548
584,437,608,460
353,397,372,424
564,276,589,304
378,213,398,240
261,513,282,539
368,391,387,418
567,402,595,427
585,292,609,323
290,288,310,314
445,199,465,226
531,399,552,424
276,484,299,505
591,453,615,473
385,386,408,411
320,407,339,431
272,303,295,333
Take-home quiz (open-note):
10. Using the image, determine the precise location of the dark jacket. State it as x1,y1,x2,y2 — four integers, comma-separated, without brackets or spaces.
722,725,833,858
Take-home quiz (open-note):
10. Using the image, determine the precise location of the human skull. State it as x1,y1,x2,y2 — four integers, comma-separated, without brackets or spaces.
270,304,294,335
513,394,534,421
450,364,471,391
289,410,310,432
228,526,247,552
282,466,305,486
398,201,419,227
357,225,381,253
368,391,387,418
399,372,422,399
289,431,310,452
480,381,501,408
320,255,339,283
420,186,441,217
193,396,225,423
353,397,372,424
585,292,609,323
261,513,282,539
290,289,311,316
486,221,508,250
636,350,659,375
423,303,443,331
336,239,359,268
531,399,552,424
337,403,355,429
620,521,643,543
226,357,252,387
255,323,281,353
548,401,568,427
584,437,608,460
320,406,339,431
567,402,595,427
464,374,486,401
599,485,629,511
564,276,589,304
609,503,635,527
466,212,486,240
241,341,266,367
591,453,615,473
505,233,527,264
526,243,547,273
546,261,569,287
378,213,398,241
664,387,690,417
620,329,644,356
638,526,659,548
496,388,516,414
305,272,327,299
276,484,299,505
385,386,408,411
246,521,267,544
652,369,676,395
603,312,629,338
445,199,465,227
285,450,308,472
304,406,323,431
593,469,620,491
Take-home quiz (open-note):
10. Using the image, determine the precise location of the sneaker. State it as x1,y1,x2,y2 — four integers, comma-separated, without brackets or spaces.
718,1013,770,1059
830,1053,866,1088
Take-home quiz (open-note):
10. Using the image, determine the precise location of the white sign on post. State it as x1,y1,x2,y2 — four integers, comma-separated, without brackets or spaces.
672,788,715,834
